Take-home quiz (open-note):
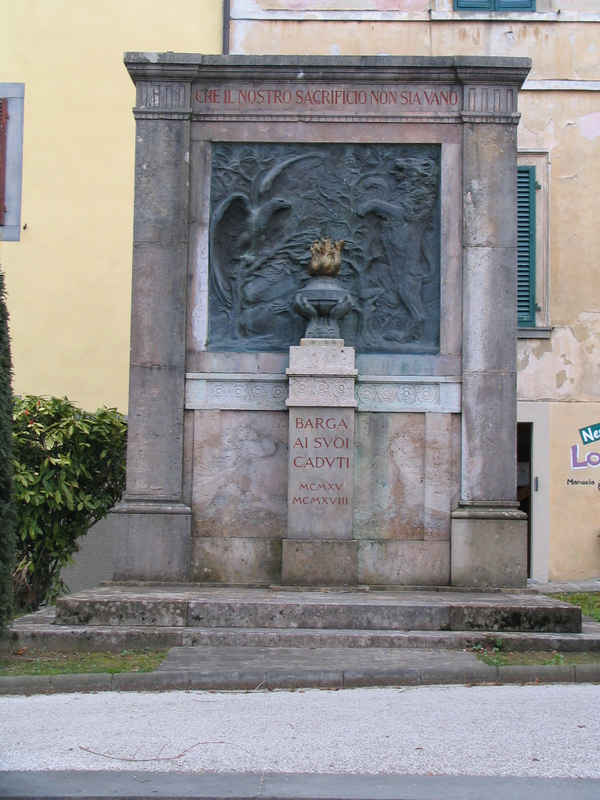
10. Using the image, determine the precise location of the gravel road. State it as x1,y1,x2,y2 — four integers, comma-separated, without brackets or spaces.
1,684,599,777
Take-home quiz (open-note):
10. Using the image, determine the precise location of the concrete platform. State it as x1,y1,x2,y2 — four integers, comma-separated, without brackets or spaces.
8,606,600,655
53,585,582,633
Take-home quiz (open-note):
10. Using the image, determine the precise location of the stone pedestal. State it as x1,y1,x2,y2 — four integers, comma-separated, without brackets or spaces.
282,339,358,585
451,504,528,588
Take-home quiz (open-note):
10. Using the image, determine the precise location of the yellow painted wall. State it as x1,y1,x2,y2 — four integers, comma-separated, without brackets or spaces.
0,1,222,412
549,402,600,579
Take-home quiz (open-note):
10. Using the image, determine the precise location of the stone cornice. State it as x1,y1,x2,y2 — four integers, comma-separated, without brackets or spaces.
125,53,531,89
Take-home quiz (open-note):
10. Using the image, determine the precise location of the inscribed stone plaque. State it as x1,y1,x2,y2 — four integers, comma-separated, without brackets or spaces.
288,408,355,539
208,142,441,354
193,83,461,117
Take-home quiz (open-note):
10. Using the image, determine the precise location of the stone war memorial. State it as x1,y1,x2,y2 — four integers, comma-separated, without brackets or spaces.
29,53,588,658
113,53,530,589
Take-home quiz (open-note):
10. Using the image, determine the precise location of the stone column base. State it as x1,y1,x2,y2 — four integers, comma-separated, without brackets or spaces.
451,504,528,588
281,540,359,586
111,501,192,582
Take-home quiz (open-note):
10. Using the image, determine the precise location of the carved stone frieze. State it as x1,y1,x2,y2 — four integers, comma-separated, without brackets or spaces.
207,142,441,354
464,85,517,115
137,82,189,110
357,379,460,412
185,373,460,412
287,376,357,408
185,374,287,410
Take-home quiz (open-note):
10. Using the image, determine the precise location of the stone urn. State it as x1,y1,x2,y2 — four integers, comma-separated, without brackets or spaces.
294,239,355,339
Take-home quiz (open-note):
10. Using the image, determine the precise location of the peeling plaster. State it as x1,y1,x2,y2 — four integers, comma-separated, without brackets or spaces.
532,340,552,358
577,112,600,141
518,313,600,402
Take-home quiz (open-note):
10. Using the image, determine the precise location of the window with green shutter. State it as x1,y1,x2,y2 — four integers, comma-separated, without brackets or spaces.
455,0,536,10
517,166,536,328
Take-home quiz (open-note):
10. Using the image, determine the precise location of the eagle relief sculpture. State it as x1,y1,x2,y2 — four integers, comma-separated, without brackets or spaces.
207,142,441,353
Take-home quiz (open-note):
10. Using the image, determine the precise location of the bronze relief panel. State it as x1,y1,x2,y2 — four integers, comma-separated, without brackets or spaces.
208,142,441,354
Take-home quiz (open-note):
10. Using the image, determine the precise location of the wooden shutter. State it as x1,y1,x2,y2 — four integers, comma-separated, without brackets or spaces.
455,0,494,9
0,99,8,226
517,166,536,328
496,0,535,9
455,0,535,8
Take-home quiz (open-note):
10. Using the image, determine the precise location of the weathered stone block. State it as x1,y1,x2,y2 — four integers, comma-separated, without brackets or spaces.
111,505,192,582
130,243,188,368
461,371,517,503
462,122,518,249
132,118,190,245
192,410,288,539
191,536,282,584
354,413,425,540
424,412,460,540
451,506,527,587
281,540,359,585
125,365,186,499
462,246,518,374
358,540,450,585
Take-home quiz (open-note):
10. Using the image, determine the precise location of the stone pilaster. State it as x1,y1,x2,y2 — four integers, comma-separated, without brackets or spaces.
451,68,529,587
112,58,195,581
282,339,358,585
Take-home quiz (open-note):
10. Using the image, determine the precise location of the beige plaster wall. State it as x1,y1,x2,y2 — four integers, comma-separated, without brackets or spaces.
231,21,599,83
548,402,600,580
232,0,600,14
517,90,600,404
0,1,222,412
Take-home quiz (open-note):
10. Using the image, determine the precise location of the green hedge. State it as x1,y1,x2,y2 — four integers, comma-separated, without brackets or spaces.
12,396,127,611
0,271,15,633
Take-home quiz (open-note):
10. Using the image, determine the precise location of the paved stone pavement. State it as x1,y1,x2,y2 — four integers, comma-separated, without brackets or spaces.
2,770,600,799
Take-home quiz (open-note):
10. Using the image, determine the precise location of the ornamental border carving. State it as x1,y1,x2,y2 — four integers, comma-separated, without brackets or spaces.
185,373,461,413
287,376,357,408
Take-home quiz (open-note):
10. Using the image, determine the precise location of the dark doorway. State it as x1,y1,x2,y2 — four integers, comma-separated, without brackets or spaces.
517,422,533,577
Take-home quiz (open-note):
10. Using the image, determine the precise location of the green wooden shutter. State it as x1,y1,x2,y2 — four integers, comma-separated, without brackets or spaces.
496,0,535,9
455,0,535,8
517,166,536,328
455,0,493,9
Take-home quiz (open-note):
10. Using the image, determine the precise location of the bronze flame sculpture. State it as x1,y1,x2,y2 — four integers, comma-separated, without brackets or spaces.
309,238,344,277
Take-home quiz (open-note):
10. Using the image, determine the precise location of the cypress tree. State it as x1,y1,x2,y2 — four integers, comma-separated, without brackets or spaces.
0,269,15,633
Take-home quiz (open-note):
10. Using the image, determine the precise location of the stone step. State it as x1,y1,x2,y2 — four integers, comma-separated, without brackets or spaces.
54,585,581,633
8,611,600,655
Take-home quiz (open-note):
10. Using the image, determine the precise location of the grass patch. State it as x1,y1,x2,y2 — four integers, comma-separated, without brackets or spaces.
0,648,168,677
550,592,600,623
470,646,600,667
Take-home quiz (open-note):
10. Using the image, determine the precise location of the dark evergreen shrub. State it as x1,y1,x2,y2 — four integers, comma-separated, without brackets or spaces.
12,397,127,611
0,270,15,633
